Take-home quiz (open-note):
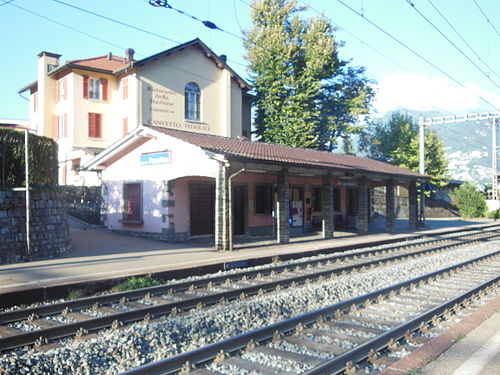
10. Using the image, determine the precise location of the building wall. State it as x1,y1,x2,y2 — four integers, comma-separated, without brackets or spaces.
101,134,218,236
0,190,71,264
28,45,250,187
137,46,246,138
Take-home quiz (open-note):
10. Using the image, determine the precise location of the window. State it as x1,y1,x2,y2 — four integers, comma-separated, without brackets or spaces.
333,187,341,211
83,76,108,101
255,184,273,214
88,113,102,138
57,78,67,102
51,114,67,139
123,183,142,223
122,77,128,100
123,118,128,136
184,82,200,121
312,187,322,211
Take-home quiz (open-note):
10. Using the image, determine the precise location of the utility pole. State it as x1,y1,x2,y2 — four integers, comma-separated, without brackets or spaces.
24,129,31,259
492,118,498,200
418,116,426,227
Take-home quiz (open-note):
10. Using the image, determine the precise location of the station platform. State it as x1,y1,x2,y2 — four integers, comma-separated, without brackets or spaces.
383,295,500,375
0,217,496,298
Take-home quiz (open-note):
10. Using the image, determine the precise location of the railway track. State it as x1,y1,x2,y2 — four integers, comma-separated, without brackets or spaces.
0,227,499,353
120,250,500,375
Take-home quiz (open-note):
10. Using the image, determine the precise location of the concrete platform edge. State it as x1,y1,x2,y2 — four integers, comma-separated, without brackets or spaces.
381,294,500,375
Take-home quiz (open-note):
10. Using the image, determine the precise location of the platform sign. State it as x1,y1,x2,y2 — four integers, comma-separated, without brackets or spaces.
140,151,171,166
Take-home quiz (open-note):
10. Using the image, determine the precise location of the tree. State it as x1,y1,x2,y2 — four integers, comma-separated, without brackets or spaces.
244,0,373,150
360,112,449,191
452,182,487,218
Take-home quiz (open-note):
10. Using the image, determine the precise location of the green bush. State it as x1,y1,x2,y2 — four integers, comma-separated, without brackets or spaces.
112,275,162,292
0,128,58,186
451,182,487,218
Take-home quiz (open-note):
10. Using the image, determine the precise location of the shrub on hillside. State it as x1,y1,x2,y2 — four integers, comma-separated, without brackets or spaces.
451,182,487,218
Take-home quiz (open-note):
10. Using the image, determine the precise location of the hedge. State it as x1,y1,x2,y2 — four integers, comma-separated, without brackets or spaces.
0,128,58,186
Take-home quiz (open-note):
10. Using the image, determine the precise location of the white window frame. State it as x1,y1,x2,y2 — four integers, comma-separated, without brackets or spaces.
185,82,201,121
89,78,102,100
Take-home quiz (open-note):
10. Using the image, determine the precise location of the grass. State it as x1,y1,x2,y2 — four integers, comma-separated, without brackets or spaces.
407,368,422,375
452,334,465,343
111,274,162,292
67,289,85,299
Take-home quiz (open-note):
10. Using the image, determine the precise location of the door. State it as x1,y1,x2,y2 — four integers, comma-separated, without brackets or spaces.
232,184,246,235
190,183,215,236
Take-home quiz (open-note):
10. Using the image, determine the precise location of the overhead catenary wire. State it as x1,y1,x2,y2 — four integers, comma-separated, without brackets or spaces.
52,0,179,45
425,0,499,80
471,0,500,39
148,0,243,41
403,0,499,90
333,0,498,110
8,2,130,52
0,0,15,7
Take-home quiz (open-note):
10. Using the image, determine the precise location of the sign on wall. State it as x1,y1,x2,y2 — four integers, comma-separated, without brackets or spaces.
140,151,171,166
141,81,212,134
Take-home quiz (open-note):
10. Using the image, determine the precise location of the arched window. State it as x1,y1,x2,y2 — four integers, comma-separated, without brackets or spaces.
185,82,200,121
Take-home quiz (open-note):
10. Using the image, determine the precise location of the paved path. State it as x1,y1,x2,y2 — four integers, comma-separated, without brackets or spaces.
0,218,494,295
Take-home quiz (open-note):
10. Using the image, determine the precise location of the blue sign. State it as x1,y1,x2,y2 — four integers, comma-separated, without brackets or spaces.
140,151,171,166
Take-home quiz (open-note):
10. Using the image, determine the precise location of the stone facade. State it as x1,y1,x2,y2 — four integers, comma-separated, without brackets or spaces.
385,179,395,232
321,173,334,238
277,169,290,243
0,190,72,264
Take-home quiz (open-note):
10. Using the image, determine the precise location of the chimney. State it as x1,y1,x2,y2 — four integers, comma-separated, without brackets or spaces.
219,54,227,64
125,48,135,62
107,52,113,60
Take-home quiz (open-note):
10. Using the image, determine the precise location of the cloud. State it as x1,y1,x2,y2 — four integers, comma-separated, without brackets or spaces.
373,72,500,114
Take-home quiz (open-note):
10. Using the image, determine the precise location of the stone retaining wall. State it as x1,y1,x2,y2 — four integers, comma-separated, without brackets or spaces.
0,190,72,264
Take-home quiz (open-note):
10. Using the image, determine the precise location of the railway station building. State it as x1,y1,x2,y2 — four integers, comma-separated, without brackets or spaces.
20,38,426,250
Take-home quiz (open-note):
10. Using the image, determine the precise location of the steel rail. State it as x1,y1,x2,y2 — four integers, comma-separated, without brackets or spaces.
0,233,498,352
118,250,500,375
1,228,496,324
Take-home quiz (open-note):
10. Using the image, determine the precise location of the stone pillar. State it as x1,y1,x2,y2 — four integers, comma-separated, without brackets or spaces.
408,180,418,229
386,179,395,233
322,173,334,238
276,169,290,244
215,162,230,251
357,176,369,234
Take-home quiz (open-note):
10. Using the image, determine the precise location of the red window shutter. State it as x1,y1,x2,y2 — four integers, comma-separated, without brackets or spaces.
123,78,128,100
83,75,89,99
63,113,68,138
52,115,59,139
88,113,96,138
63,78,67,100
95,113,102,138
123,118,128,136
101,78,108,101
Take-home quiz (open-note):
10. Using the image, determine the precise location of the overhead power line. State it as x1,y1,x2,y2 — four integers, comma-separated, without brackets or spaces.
8,2,129,51
0,0,15,7
403,0,499,90
52,0,178,44
148,0,243,40
425,0,499,80
333,0,498,110
471,0,500,38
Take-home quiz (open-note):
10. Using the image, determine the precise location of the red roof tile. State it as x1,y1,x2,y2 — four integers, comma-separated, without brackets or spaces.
148,126,426,180
67,54,131,72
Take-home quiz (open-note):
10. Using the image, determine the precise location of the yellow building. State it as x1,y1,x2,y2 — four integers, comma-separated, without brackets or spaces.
19,39,252,185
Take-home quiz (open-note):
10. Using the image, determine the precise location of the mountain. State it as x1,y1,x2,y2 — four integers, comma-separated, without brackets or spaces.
381,109,495,187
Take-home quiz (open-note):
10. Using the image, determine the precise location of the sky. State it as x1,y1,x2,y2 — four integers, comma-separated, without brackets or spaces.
1,0,499,121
